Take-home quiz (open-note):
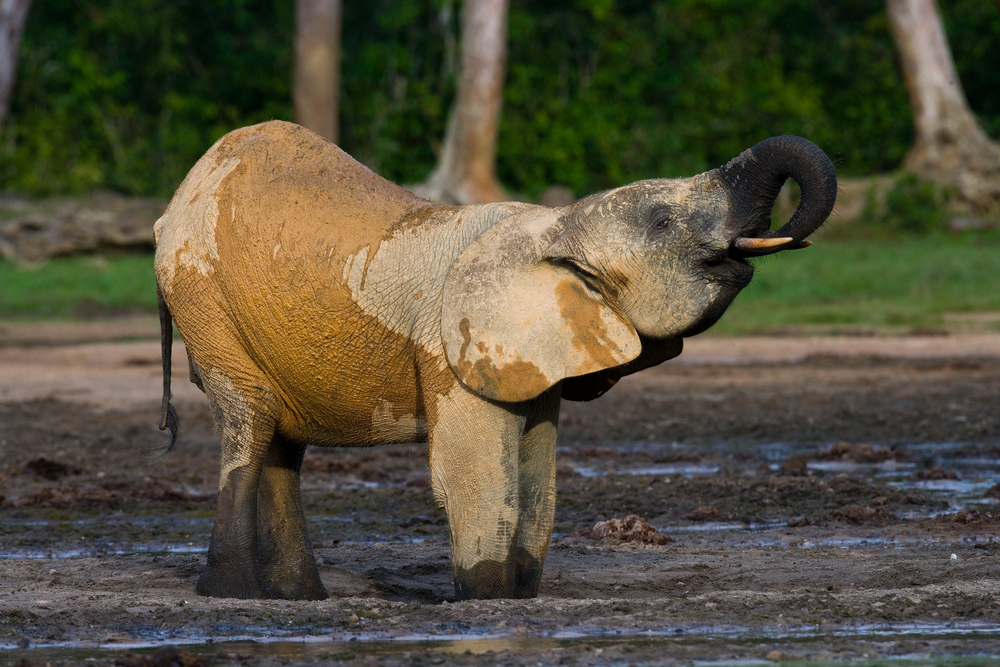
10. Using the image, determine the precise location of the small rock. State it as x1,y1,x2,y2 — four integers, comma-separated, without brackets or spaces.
815,441,896,463
832,505,897,525
982,483,1000,500
914,467,959,481
779,456,808,476
684,505,724,522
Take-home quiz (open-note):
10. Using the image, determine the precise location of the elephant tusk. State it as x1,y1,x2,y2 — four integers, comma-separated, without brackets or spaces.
792,240,813,250
733,236,794,251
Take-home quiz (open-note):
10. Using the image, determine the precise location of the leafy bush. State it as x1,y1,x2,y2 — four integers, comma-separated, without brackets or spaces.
864,172,950,235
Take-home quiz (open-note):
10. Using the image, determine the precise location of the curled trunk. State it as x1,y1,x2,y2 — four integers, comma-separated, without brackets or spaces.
717,135,838,251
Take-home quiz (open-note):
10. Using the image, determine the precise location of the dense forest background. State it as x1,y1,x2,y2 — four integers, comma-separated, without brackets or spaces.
3,0,999,200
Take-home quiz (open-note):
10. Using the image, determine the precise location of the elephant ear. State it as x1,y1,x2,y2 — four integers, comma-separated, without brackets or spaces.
441,206,642,403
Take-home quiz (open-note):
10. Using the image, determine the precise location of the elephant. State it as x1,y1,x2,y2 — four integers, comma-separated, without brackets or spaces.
153,120,836,601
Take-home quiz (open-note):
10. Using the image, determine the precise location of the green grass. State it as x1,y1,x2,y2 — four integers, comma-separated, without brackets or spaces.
0,253,157,320
3,233,1000,335
714,232,1000,335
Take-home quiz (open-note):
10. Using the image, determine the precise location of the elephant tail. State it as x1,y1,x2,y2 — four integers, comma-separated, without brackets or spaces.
157,284,180,457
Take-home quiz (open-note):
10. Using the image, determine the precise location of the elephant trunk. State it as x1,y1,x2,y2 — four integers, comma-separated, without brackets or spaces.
717,136,837,256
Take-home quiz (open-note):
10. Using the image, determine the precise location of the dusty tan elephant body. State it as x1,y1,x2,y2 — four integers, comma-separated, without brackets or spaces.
154,120,836,600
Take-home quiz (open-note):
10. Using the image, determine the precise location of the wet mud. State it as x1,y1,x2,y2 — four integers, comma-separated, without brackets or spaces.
3,335,1000,664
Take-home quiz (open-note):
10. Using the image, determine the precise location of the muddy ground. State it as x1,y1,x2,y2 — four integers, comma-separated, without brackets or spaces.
3,322,1000,665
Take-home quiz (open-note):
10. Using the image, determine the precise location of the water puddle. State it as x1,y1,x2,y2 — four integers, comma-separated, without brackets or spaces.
572,464,720,477
5,621,1000,662
801,460,915,473
0,543,208,559
563,439,1000,519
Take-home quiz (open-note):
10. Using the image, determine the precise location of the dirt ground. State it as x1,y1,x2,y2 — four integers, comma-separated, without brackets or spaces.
3,320,1000,665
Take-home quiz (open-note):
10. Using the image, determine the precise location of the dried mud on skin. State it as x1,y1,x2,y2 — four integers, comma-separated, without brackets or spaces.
3,355,1000,664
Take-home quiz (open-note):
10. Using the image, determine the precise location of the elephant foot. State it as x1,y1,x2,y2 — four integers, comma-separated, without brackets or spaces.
453,548,543,600
196,561,329,600
262,562,329,601
195,564,269,599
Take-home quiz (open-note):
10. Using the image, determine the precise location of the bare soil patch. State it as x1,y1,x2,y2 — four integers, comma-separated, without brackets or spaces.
3,326,1000,664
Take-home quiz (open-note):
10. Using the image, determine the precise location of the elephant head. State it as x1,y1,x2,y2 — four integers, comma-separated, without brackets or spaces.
442,136,836,403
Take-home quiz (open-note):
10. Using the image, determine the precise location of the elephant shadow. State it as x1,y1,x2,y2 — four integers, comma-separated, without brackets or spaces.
317,544,455,604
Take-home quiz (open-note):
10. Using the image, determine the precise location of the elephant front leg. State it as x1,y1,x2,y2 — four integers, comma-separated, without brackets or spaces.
512,386,561,598
429,386,529,600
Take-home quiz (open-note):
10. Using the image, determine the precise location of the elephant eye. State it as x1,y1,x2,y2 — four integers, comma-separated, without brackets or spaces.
652,210,674,229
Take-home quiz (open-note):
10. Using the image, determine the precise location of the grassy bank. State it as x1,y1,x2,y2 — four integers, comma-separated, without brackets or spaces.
714,233,1000,335
0,253,157,320
3,233,1000,334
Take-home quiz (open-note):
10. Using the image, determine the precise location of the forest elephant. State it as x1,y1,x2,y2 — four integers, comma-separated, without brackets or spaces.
153,121,837,601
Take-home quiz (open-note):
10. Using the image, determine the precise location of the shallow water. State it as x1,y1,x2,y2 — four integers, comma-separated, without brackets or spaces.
5,621,1000,663
4,439,999,560
561,439,1000,518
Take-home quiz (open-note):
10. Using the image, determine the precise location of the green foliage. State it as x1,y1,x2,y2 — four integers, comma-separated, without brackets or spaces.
863,173,950,235
2,0,294,197
943,0,1000,139
0,253,157,319
1,0,998,198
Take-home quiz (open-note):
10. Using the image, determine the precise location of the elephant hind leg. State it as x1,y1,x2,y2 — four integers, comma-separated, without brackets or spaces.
195,367,279,599
257,436,328,600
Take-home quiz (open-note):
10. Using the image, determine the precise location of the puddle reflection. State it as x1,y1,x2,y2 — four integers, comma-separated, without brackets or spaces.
562,439,1000,518
5,621,1000,661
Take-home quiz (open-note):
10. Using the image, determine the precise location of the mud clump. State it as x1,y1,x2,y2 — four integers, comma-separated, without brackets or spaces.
22,457,82,481
815,441,897,463
301,445,428,485
828,474,870,494
832,505,898,525
573,446,623,458
780,455,809,476
983,483,1000,500
914,467,959,481
575,515,672,545
114,647,207,667
953,508,995,524
555,464,581,478
4,481,212,509
684,505,725,522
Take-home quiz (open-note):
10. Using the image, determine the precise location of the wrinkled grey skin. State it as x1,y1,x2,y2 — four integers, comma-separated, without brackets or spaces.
156,126,837,602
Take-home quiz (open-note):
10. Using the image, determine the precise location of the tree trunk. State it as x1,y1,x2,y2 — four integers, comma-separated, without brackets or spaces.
294,0,341,143
0,0,31,132
413,0,508,205
886,0,1000,213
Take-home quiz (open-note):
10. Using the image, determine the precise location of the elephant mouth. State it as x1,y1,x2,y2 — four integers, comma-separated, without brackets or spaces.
702,232,814,289
702,251,754,288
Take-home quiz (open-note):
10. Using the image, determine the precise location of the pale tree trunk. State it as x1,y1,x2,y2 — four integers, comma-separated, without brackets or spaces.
0,0,31,132
413,0,508,205
887,0,1000,213
294,0,342,143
